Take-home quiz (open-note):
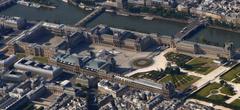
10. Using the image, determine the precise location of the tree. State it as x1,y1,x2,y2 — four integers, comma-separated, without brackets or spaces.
174,67,181,74
164,66,181,75
220,80,226,86
176,61,185,68
228,86,234,93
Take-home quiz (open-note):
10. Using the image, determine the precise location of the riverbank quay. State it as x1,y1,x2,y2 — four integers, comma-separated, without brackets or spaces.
16,0,56,9
0,0,15,11
209,25,240,34
116,10,189,24
60,0,240,35
1,2,240,49
116,10,240,35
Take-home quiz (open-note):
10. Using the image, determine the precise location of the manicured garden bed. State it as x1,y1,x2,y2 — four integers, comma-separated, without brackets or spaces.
186,57,218,75
221,64,240,81
220,86,236,96
131,70,165,81
165,52,192,64
158,74,200,91
230,99,240,109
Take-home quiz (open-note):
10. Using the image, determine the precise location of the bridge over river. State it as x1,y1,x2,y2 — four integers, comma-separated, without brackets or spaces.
75,7,105,27
174,19,208,42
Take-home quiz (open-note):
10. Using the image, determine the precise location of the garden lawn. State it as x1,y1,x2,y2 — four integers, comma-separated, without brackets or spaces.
208,94,230,102
158,74,200,91
230,99,240,109
164,52,192,64
220,86,236,96
131,70,165,81
192,83,238,109
186,57,218,75
221,64,240,81
195,82,221,97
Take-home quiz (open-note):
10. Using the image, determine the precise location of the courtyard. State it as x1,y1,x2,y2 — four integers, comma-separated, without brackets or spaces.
71,43,153,74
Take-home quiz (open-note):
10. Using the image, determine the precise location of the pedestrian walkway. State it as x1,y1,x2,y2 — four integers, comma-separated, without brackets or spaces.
225,82,240,104
192,66,230,91
124,48,173,77
181,69,205,78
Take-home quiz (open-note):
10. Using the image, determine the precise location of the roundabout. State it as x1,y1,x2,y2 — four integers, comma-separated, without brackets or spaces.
131,57,154,68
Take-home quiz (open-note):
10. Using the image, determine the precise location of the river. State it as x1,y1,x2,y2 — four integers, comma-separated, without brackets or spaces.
187,27,240,48
0,0,89,24
1,0,240,48
86,13,186,36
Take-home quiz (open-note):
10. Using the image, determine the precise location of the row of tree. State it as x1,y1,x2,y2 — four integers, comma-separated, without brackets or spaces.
208,17,240,31
126,5,192,20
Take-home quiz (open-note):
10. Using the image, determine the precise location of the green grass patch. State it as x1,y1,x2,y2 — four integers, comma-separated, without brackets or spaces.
192,83,240,109
221,64,240,81
186,57,218,75
232,78,240,83
158,74,200,91
208,94,230,102
220,86,236,96
131,58,153,68
165,52,192,64
131,70,165,81
195,82,221,97
32,56,48,64
230,99,240,109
